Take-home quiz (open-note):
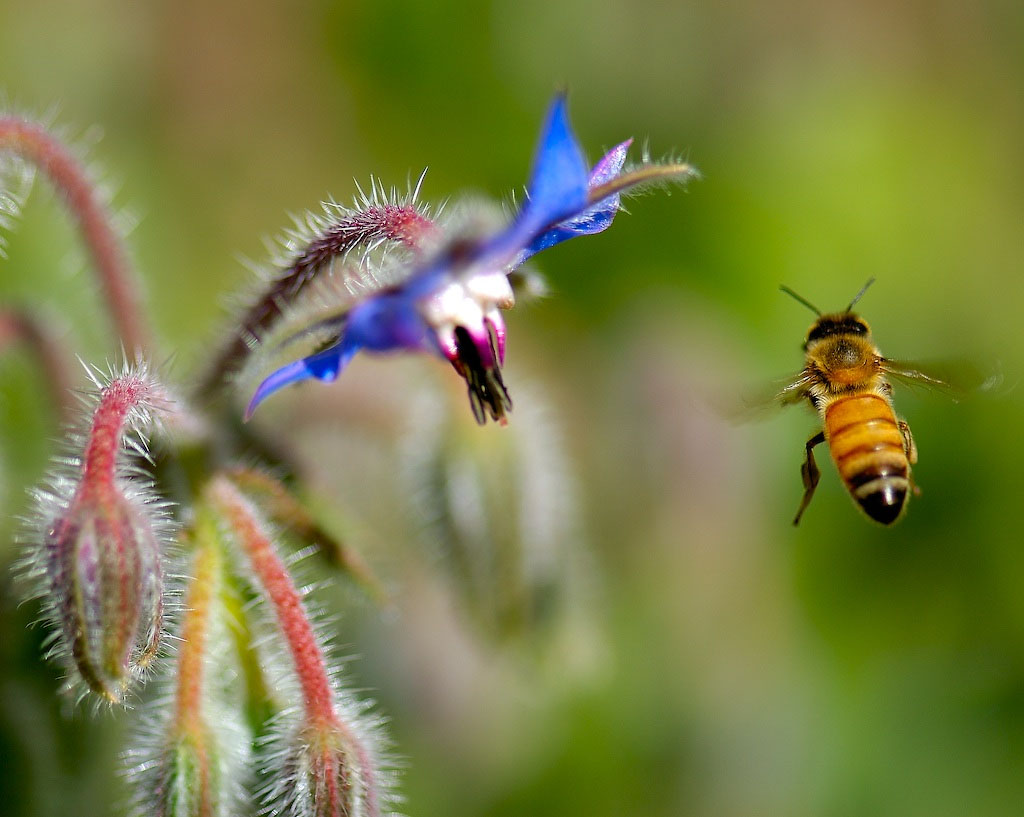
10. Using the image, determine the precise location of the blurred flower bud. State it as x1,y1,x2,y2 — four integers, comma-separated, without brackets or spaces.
128,523,250,817
152,735,222,817
21,362,173,702
48,483,163,700
402,383,593,645
266,722,380,817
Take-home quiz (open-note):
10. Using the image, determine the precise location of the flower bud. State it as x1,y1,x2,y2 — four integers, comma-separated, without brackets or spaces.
48,484,163,701
274,724,377,817
401,383,590,643
23,363,171,702
153,735,221,817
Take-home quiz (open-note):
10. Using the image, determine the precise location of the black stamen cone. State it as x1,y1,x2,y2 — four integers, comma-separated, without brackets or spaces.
452,326,512,424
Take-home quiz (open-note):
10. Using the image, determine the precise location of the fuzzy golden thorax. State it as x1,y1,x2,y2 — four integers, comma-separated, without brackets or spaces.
803,312,884,392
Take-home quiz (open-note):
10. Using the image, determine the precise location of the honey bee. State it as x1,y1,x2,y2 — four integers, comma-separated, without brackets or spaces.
774,279,952,526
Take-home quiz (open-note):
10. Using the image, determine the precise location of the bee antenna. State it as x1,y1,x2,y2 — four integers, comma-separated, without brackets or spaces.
846,277,876,312
779,285,822,316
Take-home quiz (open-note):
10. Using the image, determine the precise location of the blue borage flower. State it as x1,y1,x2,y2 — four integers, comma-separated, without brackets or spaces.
245,95,697,424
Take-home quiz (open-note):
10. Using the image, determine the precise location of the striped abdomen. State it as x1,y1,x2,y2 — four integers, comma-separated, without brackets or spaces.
824,392,910,525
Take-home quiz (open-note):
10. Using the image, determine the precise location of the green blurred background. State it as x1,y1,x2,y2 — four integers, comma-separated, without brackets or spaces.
2,0,1024,815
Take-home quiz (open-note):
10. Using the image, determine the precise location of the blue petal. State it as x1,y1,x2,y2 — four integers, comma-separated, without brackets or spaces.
517,139,632,263
587,139,631,187
516,95,590,234
406,95,593,294
244,339,359,420
517,213,615,261
347,292,431,351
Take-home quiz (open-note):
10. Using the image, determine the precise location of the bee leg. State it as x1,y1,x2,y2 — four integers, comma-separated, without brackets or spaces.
897,419,918,464
793,431,826,526
897,419,922,495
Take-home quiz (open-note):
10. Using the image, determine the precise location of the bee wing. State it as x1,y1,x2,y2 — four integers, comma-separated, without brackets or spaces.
773,370,817,407
725,370,815,423
879,358,1001,401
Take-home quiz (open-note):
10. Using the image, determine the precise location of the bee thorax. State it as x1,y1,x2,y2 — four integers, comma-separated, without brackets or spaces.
827,339,863,367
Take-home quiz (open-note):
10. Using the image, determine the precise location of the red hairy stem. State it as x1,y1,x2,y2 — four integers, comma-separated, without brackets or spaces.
81,375,152,496
225,466,389,604
207,476,380,816
0,117,149,354
208,476,334,723
0,307,73,420
199,203,438,395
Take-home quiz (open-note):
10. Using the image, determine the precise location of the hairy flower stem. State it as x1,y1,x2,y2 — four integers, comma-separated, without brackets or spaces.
225,467,388,604
173,523,220,743
81,376,150,493
0,306,73,420
163,522,222,817
0,118,149,354
200,204,438,395
206,476,381,817
586,160,699,204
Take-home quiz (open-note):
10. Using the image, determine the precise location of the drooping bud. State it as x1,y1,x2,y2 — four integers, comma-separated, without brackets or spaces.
128,515,250,817
206,476,388,817
267,722,382,817
153,735,221,817
49,481,163,699
401,383,593,646
22,362,173,702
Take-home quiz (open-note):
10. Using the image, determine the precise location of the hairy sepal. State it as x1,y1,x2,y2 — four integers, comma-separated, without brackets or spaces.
17,359,177,704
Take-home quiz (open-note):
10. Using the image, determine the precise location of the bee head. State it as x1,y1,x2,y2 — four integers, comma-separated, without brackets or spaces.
803,314,871,350
780,278,876,351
